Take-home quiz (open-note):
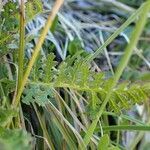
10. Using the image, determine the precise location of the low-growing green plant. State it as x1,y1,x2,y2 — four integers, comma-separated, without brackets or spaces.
0,0,150,150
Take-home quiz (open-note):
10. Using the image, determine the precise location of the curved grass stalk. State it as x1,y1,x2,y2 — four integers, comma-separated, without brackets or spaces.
12,0,64,107
46,101,85,150
33,104,55,150
53,89,98,145
85,2,147,63
83,1,150,147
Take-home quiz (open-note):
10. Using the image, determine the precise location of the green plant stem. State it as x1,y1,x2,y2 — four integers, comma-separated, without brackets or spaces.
83,1,150,147
12,0,64,107
28,81,106,93
13,0,26,129
102,125,150,131
117,119,120,145
18,0,25,91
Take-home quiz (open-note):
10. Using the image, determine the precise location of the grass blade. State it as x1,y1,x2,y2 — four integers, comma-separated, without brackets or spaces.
102,125,150,131
86,2,146,63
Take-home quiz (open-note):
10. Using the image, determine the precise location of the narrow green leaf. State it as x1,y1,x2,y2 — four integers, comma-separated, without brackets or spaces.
102,125,150,131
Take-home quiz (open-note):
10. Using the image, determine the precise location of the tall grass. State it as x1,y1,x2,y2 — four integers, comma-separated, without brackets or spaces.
83,1,150,146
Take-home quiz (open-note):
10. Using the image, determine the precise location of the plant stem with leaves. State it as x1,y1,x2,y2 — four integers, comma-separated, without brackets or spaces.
83,1,150,147
12,0,64,107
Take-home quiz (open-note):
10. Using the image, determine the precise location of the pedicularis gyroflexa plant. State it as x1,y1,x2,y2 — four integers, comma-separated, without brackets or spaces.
0,0,150,149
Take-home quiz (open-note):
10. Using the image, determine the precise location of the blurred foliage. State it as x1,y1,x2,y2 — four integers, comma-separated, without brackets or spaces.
22,54,150,115
118,0,145,7
0,1,19,57
0,127,32,150
0,108,17,127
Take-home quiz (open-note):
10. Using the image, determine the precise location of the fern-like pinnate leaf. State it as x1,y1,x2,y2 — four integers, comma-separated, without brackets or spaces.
25,0,43,22
43,54,57,83
22,54,150,114
22,84,54,106
108,83,150,113
0,1,18,57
